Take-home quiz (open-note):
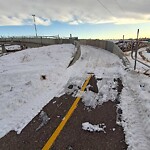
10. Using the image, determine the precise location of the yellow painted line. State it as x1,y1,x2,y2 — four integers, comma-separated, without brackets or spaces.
42,74,92,150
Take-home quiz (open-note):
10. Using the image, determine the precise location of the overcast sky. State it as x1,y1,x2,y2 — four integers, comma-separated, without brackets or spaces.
0,0,150,38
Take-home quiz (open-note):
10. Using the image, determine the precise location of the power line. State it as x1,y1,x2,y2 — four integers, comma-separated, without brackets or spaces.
113,0,125,13
96,0,114,17
95,0,135,39
32,14,38,37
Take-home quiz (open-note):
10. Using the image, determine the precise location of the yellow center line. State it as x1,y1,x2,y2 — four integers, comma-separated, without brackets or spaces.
42,74,92,150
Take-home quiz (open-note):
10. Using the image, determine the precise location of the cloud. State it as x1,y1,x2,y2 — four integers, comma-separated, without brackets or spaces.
0,15,51,26
0,0,150,26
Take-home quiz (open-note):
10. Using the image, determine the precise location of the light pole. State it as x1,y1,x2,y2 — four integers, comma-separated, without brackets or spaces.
32,14,38,37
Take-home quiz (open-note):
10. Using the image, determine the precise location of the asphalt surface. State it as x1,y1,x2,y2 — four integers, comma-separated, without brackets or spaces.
0,76,127,150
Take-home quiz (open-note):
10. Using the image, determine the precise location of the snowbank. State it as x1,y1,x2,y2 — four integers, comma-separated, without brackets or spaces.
82,122,106,133
0,44,75,138
6,45,21,51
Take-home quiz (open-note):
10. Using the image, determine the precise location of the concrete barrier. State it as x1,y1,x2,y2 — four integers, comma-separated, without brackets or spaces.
0,38,129,67
2,44,7,54
0,37,71,48
79,39,129,66
68,41,81,67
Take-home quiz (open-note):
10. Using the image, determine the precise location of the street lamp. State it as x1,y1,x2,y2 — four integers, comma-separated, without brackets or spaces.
32,14,38,37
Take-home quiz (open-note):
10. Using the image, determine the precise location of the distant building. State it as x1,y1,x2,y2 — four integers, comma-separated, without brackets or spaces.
69,34,78,40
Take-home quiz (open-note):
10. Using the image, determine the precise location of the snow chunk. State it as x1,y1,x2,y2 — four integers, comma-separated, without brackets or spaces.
36,111,50,131
6,45,21,51
82,122,106,133
112,128,116,131
82,78,118,108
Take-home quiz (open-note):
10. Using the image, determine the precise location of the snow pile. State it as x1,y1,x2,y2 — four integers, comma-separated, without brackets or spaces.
82,79,118,108
0,44,74,138
82,122,106,133
5,45,21,51
62,76,85,97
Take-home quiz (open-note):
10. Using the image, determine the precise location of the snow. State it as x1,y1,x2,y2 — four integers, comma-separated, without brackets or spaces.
138,47,150,62
36,111,50,131
119,72,150,150
5,45,21,51
112,128,116,131
81,79,118,108
0,45,21,55
124,47,150,72
0,44,150,150
0,44,75,138
64,45,150,150
82,122,106,133
109,40,119,44
142,50,150,61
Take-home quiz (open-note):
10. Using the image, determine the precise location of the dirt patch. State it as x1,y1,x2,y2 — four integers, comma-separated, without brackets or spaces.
40,75,47,80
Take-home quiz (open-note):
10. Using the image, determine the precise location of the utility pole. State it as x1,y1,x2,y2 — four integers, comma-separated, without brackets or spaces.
123,35,125,51
32,14,38,37
123,35,124,43
134,29,139,70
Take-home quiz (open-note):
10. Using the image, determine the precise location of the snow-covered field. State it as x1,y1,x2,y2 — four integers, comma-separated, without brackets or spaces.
0,44,150,150
0,44,75,138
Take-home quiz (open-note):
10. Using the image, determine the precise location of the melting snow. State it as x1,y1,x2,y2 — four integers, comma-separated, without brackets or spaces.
82,122,106,133
36,111,50,131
